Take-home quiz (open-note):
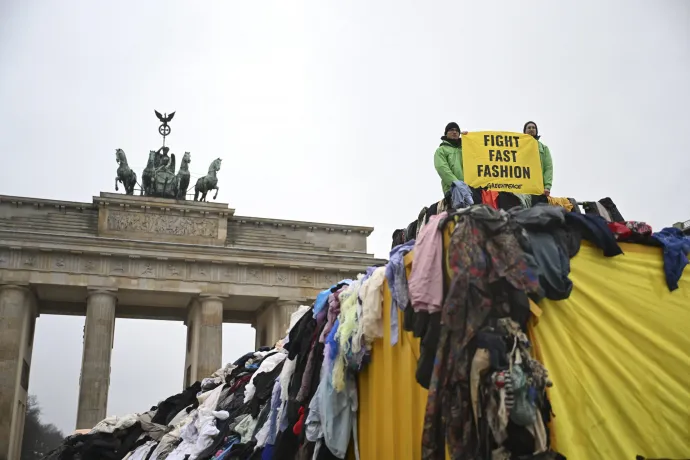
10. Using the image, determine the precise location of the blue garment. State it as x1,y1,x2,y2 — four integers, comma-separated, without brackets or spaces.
652,227,690,291
564,212,622,257
361,266,378,283
386,240,415,345
313,288,332,318
261,445,275,460
450,180,474,209
313,280,352,318
327,318,340,360
305,361,359,459
265,380,282,445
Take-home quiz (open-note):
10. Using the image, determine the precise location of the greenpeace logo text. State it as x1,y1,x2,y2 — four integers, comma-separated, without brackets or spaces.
485,183,523,190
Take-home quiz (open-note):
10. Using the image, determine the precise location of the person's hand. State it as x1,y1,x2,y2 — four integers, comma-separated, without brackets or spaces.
544,189,551,197
461,131,468,135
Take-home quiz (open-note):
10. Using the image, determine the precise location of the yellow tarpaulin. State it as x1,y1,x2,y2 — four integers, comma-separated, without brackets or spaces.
357,283,434,460
357,242,690,460
535,243,690,459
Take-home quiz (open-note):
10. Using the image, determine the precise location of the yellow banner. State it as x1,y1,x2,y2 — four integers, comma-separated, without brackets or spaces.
462,131,544,194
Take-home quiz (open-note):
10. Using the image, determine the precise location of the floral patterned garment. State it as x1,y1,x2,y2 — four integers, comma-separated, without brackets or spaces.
422,206,540,460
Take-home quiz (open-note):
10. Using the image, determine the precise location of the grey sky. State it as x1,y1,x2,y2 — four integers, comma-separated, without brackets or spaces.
1,0,688,434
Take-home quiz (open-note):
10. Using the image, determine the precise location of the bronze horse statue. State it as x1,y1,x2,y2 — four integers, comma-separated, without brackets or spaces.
115,149,137,195
175,152,191,200
194,158,222,201
141,150,157,196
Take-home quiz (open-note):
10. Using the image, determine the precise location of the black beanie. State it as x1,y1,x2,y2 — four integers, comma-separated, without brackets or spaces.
523,121,539,136
445,122,460,135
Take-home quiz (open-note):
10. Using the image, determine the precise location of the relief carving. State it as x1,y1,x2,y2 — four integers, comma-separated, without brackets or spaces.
111,260,126,273
275,270,288,285
323,273,337,286
167,263,181,277
0,252,9,266
83,259,96,272
248,268,262,283
54,256,66,268
191,263,210,279
141,262,155,276
299,273,314,286
24,255,36,267
222,266,237,281
107,211,218,238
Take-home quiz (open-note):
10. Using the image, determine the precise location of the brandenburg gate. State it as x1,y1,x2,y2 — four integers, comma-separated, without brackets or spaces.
0,112,384,459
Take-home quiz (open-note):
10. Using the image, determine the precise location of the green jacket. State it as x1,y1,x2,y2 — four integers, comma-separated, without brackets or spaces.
434,140,463,194
539,141,553,190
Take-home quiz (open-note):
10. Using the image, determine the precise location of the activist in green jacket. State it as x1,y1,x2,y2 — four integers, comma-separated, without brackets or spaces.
434,122,467,194
524,121,553,194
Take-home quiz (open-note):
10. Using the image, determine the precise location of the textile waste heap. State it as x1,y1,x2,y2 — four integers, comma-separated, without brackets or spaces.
43,187,690,460
43,271,389,460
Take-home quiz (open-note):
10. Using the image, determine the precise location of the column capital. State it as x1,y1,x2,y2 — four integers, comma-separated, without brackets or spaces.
199,294,227,302
0,284,37,317
276,298,306,307
87,287,118,299
0,283,31,294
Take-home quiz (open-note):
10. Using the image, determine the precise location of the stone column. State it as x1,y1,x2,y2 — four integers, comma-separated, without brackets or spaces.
76,289,117,430
0,285,37,460
255,299,302,349
183,295,223,388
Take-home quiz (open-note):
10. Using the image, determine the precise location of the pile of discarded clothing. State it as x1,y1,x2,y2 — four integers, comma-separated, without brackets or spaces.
390,205,565,459
43,274,388,460
392,188,689,292
388,198,688,458
390,187,580,249
391,190,644,244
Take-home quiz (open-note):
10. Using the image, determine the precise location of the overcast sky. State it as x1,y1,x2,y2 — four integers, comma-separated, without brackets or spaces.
1,0,688,434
